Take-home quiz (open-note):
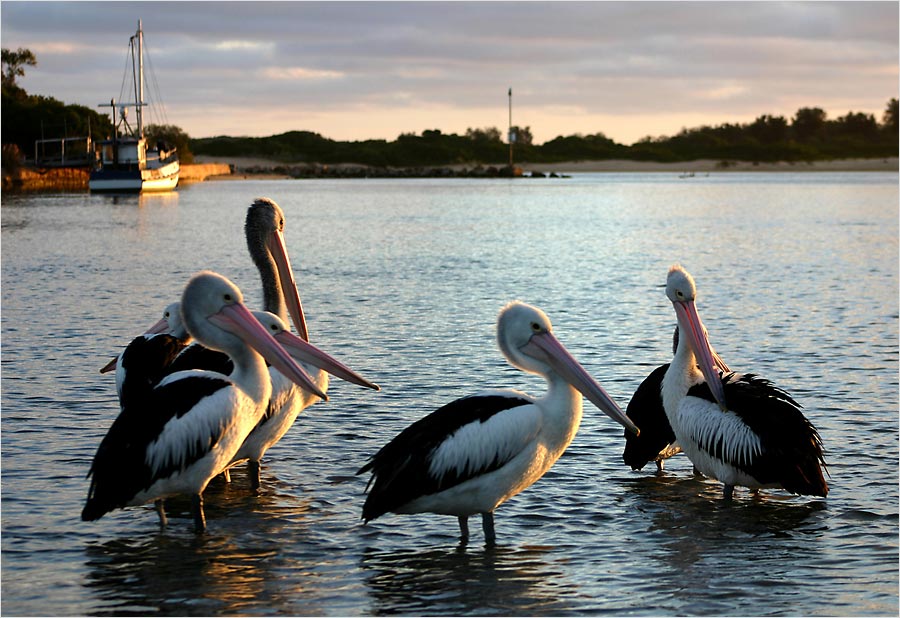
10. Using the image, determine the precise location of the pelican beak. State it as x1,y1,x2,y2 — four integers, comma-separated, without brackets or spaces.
525,331,640,436
268,228,309,342
712,346,730,374
272,329,380,391
99,315,172,374
673,300,728,410
99,356,118,374
210,302,327,400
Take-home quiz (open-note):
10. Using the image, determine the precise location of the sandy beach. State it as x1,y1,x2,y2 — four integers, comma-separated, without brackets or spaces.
194,155,898,175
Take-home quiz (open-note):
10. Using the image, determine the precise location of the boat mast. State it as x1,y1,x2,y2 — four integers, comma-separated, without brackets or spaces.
136,19,144,138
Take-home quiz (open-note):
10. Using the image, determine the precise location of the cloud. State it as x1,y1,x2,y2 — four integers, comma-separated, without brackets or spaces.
1,1,896,144
262,67,344,81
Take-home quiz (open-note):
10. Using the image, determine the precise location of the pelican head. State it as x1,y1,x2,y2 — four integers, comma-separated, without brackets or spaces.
99,302,190,374
180,271,326,400
666,265,727,410
245,198,308,341
497,301,639,435
157,302,189,340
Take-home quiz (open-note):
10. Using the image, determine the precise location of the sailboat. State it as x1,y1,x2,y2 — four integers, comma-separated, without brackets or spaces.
89,20,179,193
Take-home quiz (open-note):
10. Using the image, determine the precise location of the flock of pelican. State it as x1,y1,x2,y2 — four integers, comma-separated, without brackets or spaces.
83,198,828,545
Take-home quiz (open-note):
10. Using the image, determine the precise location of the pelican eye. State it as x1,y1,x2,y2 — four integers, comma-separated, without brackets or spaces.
531,322,542,333
223,293,233,302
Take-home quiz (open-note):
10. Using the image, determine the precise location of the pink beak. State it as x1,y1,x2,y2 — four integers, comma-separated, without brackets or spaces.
525,331,639,436
673,300,728,410
210,302,327,400
268,228,309,342
272,328,380,391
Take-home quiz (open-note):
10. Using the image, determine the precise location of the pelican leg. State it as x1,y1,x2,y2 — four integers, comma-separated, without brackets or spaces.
155,499,168,528
222,468,231,483
723,484,735,500
656,459,665,472
248,460,261,491
482,512,496,548
191,494,207,533
692,466,703,477
458,516,469,544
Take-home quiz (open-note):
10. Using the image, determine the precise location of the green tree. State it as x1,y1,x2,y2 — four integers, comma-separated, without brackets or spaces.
465,127,502,142
2,47,37,90
510,125,533,146
748,114,789,144
833,111,879,138
792,107,827,142
883,98,898,133
146,124,193,163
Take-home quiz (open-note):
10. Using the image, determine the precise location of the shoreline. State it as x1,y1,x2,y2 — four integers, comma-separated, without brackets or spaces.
3,156,896,191
195,155,899,176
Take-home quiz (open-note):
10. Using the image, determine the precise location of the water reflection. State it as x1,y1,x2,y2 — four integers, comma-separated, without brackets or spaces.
623,472,828,544
96,191,180,209
82,469,314,616
360,545,580,615
621,471,830,613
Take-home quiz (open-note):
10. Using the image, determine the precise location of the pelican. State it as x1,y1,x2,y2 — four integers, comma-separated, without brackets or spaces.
661,264,828,499
623,326,728,473
97,197,364,491
95,194,306,391
100,301,379,489
82,271,348,532
226,197,377,489
100,302,191,405
357,301,639,546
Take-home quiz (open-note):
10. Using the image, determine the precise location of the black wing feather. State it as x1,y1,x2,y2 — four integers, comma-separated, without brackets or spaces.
82,375,230,521
622,364,675,470
117,334,188,407
357,394,531,522
166,343,233,376
688,373,828,496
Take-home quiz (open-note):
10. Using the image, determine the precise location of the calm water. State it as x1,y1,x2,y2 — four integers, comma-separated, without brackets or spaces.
2,172,897,616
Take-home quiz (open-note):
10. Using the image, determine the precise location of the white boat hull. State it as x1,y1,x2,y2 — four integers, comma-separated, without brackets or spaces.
89,160,179,193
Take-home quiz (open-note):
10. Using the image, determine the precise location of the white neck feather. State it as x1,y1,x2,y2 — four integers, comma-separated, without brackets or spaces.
662,327,704,425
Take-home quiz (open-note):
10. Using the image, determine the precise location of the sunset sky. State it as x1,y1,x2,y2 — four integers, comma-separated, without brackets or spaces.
2,1,897,145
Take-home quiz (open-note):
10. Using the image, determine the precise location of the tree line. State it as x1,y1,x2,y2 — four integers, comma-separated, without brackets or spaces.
2,47,193,166
192,100,897,167
3,47,897,169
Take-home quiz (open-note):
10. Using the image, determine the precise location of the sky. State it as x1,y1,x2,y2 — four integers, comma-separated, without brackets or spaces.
1,1,897,145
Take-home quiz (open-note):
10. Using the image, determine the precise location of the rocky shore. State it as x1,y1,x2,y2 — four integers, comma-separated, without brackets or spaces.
211,160,558,179
3,156,895,192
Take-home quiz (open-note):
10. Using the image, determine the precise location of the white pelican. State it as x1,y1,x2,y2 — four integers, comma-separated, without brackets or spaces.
623,326,728,473
82,271,344,532
357,301,639,546
661,264,828,499
226,198,380,489
97,198,373,491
